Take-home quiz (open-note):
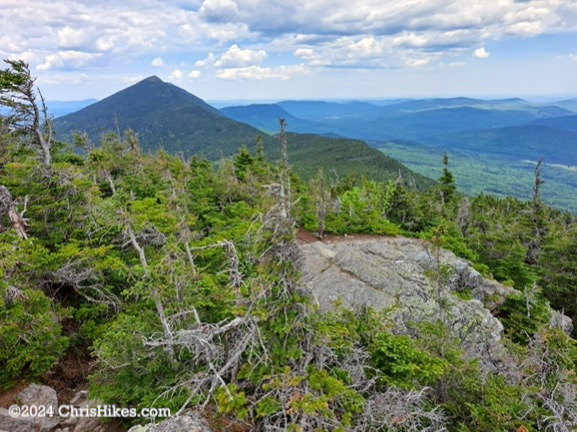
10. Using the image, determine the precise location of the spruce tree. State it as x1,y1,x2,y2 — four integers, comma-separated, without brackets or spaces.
438,152,456,204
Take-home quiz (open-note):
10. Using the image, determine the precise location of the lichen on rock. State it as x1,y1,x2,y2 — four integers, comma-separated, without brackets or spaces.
298,236,521,373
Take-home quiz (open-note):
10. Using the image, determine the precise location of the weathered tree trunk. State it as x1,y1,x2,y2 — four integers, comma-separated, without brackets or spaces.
0,186,28,239
124,216,176,364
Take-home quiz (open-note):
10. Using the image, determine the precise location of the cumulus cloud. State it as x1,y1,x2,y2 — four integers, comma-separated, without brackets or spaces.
214,44,267,67
56,26,88,49
507,21,544,36
38,50,101,71
96,37,115,52
473,47,490,59
194,53,217,68
194,45,267,69
151,57,165,68
169,69,184,81
0,0,576,95
0,35,26,53
199,0,241,22
188,70,202,79
294,48,314,57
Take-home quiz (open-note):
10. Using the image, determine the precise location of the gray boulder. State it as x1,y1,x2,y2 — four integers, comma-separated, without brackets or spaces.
298,237,519,372
0,384,61,432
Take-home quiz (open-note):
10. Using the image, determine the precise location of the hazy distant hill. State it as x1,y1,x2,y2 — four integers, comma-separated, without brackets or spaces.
221,104,330,135
529,115,577,133
277,100,382,122
432,125,577,165
553,99,577,113
222,98,574,144
53,77,433,189
219,97,577,212
54,76,269,159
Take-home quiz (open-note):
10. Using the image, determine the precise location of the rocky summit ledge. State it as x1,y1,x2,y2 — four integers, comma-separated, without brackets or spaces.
298,235,522,373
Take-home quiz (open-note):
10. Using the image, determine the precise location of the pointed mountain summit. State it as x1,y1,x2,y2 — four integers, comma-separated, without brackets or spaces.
54,77,434,189
54,76,266,159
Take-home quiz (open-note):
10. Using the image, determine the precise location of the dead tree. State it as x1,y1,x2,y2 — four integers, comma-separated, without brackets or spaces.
0,185,28,239
0,60,53,166
122,211,176,364
277,118,290,218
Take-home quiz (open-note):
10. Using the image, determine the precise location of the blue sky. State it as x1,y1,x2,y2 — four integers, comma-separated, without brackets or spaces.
1,0,576,102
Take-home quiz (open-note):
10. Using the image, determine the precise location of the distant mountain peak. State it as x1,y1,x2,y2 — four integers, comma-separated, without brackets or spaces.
141,75,163,83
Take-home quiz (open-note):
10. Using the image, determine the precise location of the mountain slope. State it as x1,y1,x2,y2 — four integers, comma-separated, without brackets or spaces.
54,76,268,159
431,125,577,165
275,133,434,190
222,99,575,145
277,100,382,122
221,104,331,135
53,77,434,189
529,115,577,133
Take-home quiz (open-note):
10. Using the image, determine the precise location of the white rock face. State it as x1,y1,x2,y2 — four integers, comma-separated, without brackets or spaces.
298,236,518,372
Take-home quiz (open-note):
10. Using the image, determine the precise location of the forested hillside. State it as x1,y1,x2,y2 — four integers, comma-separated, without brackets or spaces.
222,98,577,213
52,76,432,190
2,60,577,431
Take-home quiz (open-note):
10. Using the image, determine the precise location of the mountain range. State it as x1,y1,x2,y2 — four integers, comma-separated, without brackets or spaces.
53,77,433,189
221,97,577,213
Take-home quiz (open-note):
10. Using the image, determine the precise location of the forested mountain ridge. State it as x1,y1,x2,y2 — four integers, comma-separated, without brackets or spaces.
53,76,433,189
3,60,577,432
222,97,577,212
53,76,266,159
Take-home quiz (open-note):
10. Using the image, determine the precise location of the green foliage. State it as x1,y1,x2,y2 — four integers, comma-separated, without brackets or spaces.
4,69,577,431
323,179,402,235
496,291,551,345
462,375,533,432
438,152,457,204
369,332,448,389
214,384,248,420
0,287,68,386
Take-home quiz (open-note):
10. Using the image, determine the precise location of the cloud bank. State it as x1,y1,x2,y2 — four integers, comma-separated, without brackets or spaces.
0,0,575,98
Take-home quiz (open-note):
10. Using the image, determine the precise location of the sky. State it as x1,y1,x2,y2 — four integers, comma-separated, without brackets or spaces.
1,0,577,102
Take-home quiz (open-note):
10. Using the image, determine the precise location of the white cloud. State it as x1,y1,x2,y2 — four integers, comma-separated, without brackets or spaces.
151,57,165,68
406,57,432,68
294,48,314,57
0,35,26,53
38,50,101,71
507,21,544,37
199,0,241,21
57,26,88,49
393,33,428,48
0,0,576,99
96,37,115,52
216,64,307,80
194,53,217,68
188,70,202,79
214,44,267,68
473,47,490,59
123,75,145,85
169,69,184,81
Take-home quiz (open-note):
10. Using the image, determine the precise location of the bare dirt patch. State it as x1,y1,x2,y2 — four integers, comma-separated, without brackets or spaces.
297,228,389,245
